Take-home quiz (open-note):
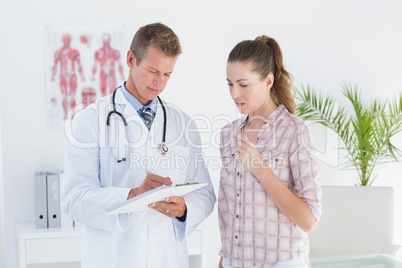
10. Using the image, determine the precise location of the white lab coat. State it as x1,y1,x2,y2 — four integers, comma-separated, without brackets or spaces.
62,87,216,268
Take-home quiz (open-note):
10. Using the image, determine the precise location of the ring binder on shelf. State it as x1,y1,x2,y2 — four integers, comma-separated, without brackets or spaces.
47,172,61,228
34,173,48,228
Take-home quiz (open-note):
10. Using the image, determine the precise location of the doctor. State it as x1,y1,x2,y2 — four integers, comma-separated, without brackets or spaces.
62,23,216,268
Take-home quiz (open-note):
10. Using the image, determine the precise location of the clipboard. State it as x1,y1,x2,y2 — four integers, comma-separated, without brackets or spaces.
106,183,208,214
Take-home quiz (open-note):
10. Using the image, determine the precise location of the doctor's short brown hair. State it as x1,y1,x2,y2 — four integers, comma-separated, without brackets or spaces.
130,22,182,65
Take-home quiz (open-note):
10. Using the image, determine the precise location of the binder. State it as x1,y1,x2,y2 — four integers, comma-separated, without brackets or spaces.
34,173,48,228
47,172,61,228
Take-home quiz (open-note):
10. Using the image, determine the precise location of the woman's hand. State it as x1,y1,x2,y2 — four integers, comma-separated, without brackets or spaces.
236,136,318,233
235,134,266,176
218,256,223,268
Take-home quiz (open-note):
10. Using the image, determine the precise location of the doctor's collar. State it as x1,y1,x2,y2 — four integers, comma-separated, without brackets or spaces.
120,82,158,114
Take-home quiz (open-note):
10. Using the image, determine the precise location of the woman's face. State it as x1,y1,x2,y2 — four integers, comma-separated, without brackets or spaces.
226,61,274,116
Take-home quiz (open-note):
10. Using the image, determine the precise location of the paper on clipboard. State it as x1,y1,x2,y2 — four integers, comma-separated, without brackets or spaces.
106,183,208,214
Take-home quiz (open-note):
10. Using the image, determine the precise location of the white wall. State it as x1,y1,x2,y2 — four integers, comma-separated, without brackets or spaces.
1,0,402,267
0,81,5,268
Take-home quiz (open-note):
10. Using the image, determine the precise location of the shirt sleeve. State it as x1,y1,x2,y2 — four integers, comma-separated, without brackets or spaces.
289,122,323,221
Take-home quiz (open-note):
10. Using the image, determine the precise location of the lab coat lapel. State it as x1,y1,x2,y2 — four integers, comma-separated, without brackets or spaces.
149,98,164,146
113,87,147,133
113,88,164,148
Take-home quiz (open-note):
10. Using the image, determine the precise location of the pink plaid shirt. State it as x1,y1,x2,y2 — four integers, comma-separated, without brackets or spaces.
218,105,322,268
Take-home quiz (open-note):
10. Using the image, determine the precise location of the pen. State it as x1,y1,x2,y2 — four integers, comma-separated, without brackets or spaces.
176,182,199,186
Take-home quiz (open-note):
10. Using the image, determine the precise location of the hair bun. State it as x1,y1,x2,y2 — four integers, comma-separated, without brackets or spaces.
255,35,271,45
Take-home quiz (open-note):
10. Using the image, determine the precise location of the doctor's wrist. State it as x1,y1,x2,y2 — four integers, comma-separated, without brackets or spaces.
176,206,187,222
127,188,140,200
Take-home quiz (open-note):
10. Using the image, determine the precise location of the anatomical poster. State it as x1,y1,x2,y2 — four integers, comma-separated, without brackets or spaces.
45,24,126,130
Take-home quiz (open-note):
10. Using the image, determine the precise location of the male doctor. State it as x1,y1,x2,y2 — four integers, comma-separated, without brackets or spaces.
62,23,216,268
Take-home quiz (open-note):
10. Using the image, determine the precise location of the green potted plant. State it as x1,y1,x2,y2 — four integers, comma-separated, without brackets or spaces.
297,83,402,258
296,83,402,186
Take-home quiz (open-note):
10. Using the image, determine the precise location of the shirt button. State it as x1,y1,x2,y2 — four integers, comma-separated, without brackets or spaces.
151,237,157,244
236,215,239,218
237,193,240,197
237,172,240,175
264,121,267,124
235,235,238,239
232,153,235,157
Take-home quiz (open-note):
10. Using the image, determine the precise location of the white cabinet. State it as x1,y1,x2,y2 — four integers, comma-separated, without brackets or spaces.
17,223,205,268
25,237,82,264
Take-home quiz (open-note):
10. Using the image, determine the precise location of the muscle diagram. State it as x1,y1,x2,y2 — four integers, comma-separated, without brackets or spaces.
92,33,124,97
51,34,85,119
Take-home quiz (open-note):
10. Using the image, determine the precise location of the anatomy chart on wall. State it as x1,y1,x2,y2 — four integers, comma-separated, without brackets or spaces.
45,24,126,130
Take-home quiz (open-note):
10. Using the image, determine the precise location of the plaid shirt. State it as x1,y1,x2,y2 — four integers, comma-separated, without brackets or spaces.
218,105,322,268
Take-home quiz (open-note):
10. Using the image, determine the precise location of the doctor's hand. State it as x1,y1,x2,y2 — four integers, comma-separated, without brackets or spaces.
127,174,172,200
149,196,187,218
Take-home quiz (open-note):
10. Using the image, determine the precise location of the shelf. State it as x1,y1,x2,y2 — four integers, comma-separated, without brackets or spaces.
17,222,204,268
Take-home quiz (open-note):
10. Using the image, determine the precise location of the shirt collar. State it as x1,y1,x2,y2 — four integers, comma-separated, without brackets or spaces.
120,82,158,113
237,104,288,129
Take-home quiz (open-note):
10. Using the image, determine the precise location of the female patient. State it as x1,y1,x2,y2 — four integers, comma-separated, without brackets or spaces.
218,36,322,268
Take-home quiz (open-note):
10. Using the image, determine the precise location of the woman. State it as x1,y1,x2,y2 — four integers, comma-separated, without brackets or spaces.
218,36,322,268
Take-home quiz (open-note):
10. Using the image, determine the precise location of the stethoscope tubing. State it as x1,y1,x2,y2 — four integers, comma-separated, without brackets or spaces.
107,88,128,126
106,87,168,161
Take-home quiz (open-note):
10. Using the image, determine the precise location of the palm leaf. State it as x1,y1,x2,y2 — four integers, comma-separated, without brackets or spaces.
296,84,402,186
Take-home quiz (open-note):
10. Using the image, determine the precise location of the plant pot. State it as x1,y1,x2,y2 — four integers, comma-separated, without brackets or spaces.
309,185,394,258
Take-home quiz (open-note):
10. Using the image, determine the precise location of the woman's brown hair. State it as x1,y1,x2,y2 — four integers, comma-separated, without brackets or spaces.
227,35,295,114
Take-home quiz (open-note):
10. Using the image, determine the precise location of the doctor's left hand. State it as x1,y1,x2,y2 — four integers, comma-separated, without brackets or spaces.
149,196,187,218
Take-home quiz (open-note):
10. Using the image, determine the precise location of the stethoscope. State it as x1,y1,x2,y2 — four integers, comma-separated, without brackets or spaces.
106,87,169,162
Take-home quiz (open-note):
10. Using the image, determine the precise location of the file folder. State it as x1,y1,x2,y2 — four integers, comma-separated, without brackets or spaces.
47,172,61,228
34,173,48,228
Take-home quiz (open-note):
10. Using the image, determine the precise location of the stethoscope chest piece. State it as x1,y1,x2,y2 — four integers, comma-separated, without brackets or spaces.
108,87,169,162
158,143,169,156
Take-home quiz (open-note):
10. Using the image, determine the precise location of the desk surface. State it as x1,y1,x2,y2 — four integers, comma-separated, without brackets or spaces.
16,222,204,267
16,222,83,239
310,253,402,268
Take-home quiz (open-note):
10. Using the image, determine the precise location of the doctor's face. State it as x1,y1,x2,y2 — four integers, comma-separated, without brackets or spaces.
126,46,177,106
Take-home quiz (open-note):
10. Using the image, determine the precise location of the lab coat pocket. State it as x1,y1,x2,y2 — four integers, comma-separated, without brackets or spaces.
152,145,191,185
83,228,117,267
